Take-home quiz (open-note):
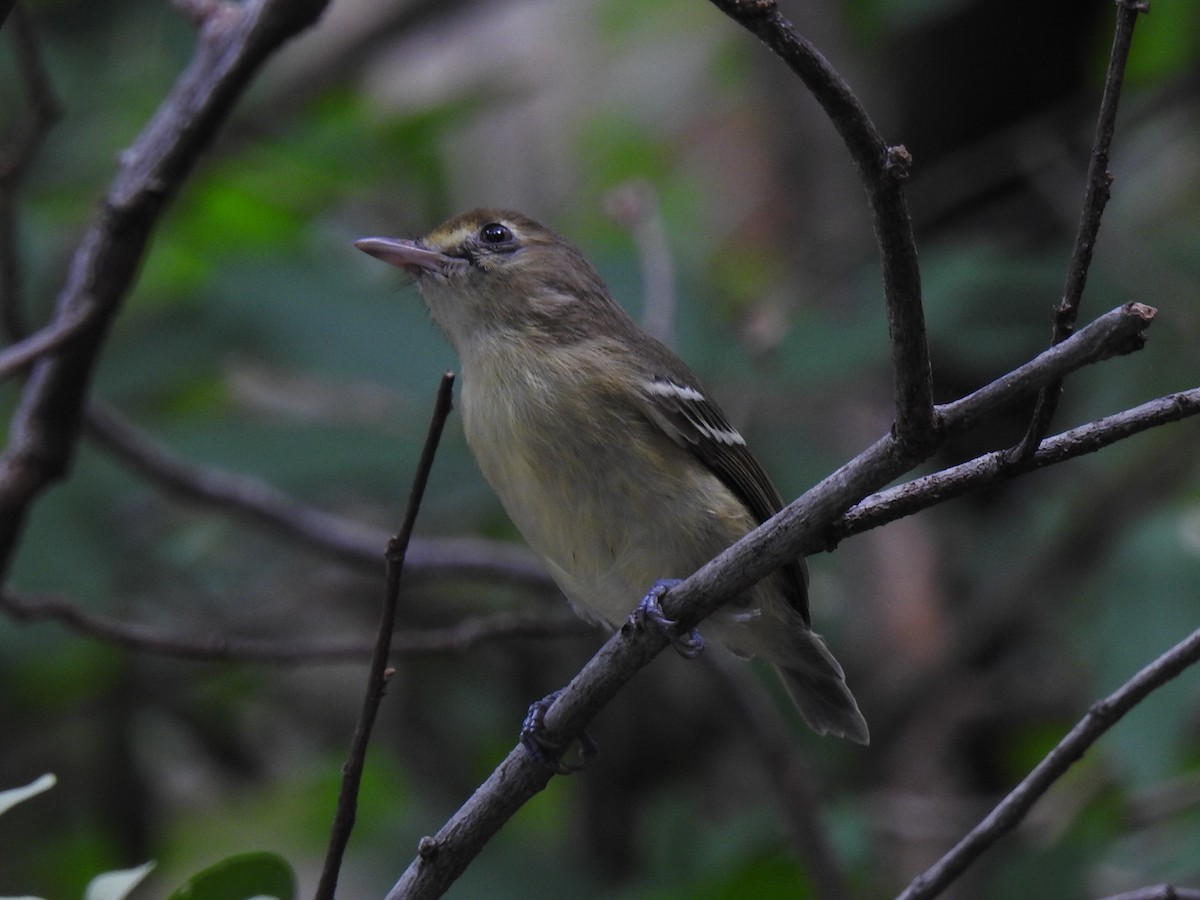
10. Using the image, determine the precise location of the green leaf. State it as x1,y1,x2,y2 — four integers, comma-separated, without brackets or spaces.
0,774,56,817
84,862,156,900
165,852,296,900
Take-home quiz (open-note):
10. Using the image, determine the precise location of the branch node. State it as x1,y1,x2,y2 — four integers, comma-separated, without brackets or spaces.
417,836,440,860
885,144,913,181
1117,0,1151,13
172,0,241,35
734,0,778,16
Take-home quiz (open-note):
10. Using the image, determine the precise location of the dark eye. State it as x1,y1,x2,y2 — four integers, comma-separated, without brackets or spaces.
479,223,513,244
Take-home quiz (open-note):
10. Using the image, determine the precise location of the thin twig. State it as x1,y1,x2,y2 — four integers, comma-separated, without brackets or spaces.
706,653,853,900
836,385,1200,543
0,307,97,380
605,181,678,348
896,626,1200,900
0,588,587,663
1006,0,1148,462
706,0,932,445
0,2,63,340
318,372,455,899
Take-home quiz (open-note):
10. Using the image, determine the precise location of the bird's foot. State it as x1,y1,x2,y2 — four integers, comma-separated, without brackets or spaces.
629,579,706,659
520,689,598,775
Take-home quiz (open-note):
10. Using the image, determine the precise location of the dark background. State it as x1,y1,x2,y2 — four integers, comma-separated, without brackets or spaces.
2,0,1199,896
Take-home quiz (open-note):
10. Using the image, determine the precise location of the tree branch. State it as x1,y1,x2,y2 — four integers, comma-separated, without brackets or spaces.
1007,0,1148,460
0,586,586,663
896,626,1200,900
837,385,1200,542
83,402,552,587
318,372,454,899
0,0,331,582
0,1,63,340
705,0,931,444
0,306,97,380
384,302,1158,898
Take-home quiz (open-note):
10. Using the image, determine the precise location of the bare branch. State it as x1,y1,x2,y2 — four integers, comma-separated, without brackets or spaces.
384,300,1158,898
1008,0,1149,460
318,373,453,899
896,626,1200,900
706,654,853,900
705,0,932,444
0,0,17,31
935,303,1154,433
0,306,97,380
83,402,553,587
1097,887,1200,900
605,181,678,348
0,587,586,663
0,0,331,582
838,385,1200,542
0,2,63,340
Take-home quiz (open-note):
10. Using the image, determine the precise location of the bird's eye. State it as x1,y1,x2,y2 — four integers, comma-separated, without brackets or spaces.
479,223,513,244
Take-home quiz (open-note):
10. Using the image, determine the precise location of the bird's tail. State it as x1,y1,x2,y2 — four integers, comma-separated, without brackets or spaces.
773,630,869,745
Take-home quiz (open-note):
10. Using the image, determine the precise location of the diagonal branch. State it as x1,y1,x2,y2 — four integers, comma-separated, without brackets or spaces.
896,626,1200,900
0,0,331,583
83,402,552,587
706,0,931,444
384,302,1158,899
837,385,1200,542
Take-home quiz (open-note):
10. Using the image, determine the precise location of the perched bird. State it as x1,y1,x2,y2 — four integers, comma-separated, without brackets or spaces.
356,209,868,747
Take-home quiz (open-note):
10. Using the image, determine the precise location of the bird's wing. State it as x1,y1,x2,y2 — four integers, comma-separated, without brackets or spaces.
638,375,811,625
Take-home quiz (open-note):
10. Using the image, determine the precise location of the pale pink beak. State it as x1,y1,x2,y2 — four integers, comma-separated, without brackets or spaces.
354,237,454,276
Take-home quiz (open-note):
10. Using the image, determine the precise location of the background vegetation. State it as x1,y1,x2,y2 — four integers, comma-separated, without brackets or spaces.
1,0,1199,897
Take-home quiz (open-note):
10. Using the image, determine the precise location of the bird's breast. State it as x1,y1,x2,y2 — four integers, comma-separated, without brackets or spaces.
457,340,755,626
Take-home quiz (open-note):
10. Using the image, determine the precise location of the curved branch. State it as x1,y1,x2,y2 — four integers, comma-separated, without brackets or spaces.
1,2,64,340
0,588,587,663
706,0,931,443
83,402,552,587
0,0,331,582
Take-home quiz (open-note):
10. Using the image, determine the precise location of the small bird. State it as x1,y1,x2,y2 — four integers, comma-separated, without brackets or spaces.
356,209,868,747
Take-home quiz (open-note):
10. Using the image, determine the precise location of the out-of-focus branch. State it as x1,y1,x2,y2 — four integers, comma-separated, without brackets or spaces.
0,588,587,663
0,307,97,380
705,653,853,900
0,2,63,340
705,0,932,445
605,181,677,348
1098,887,1200,900
0,0,331,582
896,626,1200,900
83,402,553,587
1007,0,1148,461
319,372,452,899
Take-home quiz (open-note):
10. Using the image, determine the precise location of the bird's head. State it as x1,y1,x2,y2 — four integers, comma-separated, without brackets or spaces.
356,209,619,355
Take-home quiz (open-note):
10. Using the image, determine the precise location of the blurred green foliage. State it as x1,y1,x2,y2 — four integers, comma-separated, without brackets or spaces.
1,0,1199,897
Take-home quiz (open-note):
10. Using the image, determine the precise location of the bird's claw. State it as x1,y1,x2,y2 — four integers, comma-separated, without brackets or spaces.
520,689,598,775
630,579,706,659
